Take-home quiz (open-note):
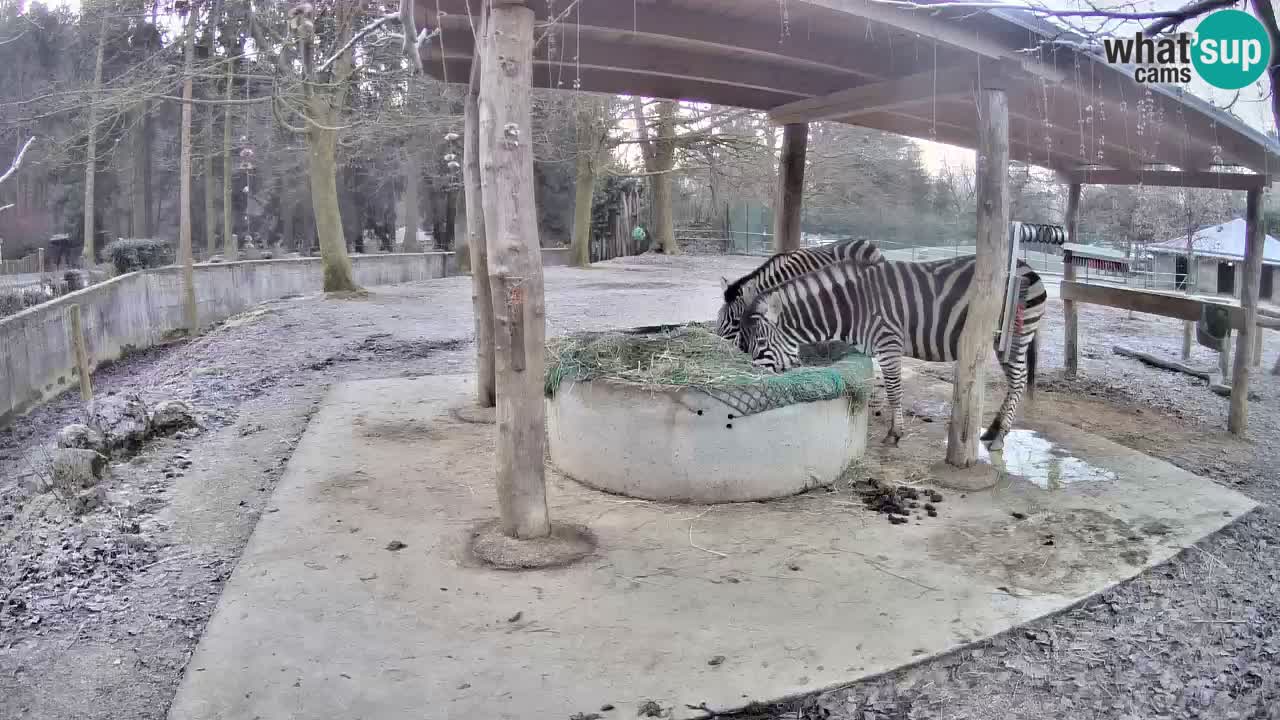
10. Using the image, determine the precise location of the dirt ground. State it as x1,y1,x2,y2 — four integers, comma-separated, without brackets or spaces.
2,254,1278,720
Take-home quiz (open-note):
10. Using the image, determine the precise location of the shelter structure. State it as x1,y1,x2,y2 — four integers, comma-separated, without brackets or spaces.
415,0,1280,540
1147,218,1280,300
1061,243,1131,281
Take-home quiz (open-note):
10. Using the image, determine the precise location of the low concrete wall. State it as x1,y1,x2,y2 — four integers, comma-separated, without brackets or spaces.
547,380,869,503
0,253,456,427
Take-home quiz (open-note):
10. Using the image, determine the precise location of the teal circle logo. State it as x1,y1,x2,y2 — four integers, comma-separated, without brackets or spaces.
1192,10,1272,90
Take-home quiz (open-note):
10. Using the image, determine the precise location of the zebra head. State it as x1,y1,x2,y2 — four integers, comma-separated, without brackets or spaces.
739,292,799,372
715,276,747,343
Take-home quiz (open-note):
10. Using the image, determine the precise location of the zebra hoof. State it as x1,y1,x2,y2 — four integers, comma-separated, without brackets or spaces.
882,433,902,447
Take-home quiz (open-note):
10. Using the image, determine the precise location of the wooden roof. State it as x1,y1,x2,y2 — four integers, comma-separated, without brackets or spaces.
417,0,1280,181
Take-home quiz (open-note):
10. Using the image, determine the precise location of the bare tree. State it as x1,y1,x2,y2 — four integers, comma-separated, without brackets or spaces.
81,11,108,267
221,52,236,259
178,0,198,334
570,96,611,266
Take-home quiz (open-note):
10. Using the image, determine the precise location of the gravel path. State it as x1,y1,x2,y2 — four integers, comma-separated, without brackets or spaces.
1,254,1277,720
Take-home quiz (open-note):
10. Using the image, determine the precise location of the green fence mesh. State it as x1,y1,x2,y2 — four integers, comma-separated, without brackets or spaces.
545,324,872,417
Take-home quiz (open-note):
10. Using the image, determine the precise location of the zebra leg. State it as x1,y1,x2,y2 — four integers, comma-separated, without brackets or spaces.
982,332,1033,451
878,351,906,446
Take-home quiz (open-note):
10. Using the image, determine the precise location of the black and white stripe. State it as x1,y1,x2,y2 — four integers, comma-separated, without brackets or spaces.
738,256,1046,450
716,238,884,343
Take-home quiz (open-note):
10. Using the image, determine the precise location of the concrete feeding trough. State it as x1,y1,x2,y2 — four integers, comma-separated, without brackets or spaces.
544,323,873,503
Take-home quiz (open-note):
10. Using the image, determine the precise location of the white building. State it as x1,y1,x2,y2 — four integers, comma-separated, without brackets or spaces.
1147,218,1278,301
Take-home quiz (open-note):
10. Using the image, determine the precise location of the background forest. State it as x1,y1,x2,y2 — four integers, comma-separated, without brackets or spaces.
0,0,1273,276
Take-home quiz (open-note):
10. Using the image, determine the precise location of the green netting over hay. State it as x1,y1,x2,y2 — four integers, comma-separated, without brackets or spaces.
544,323,873,418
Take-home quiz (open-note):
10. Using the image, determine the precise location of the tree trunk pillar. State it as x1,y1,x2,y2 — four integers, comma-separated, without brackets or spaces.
1219,329,1232,381
222,59,236,261
478,0,550,539
946,86,1010,468
465,5,496,407
773,122,808,253
1229,187,1265,434
1062,182,1081,376
401,151,421,253
178,3,197,336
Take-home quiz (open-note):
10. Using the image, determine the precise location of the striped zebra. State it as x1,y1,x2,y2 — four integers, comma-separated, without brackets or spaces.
716,238,884,344
737,256,1046,450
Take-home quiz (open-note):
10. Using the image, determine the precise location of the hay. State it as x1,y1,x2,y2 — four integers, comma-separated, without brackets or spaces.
545,323,871,417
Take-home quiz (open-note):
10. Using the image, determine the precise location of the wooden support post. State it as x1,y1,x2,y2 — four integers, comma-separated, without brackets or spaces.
1219,329,1232,381
1062,182,1081,377
773,122,807,253
37,247,45,278
1253,328,1263,367
1228,187,1265,434
464,4,496,408
947,86,1010,468
478,0,550,539
68,304,92,404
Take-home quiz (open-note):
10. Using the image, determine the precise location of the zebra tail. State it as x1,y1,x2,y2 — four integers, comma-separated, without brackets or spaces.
1026,332,1038,404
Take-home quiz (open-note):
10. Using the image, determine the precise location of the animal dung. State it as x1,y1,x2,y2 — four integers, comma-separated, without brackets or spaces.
860,483,946,526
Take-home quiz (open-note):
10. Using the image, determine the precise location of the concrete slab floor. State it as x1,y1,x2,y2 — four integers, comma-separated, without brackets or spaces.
167,375,1256,720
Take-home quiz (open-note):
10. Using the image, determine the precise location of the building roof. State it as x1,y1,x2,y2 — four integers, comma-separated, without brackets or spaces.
1148,218,1280,264
418,0,1280,178
1063,243,1128,262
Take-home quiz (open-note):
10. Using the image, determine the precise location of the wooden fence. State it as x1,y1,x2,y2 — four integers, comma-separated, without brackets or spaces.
0,250,42,276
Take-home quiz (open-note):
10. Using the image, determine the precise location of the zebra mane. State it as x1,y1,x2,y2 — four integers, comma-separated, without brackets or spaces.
723,254,788,303
723,237,875,304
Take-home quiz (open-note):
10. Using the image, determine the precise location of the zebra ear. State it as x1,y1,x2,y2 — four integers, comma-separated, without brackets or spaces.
720,276,730,291
763,292,785,323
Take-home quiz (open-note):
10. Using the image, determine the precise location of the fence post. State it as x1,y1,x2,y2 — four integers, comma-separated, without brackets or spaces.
1063,183,1082,377
1218,330,1232,383
68,304,93,404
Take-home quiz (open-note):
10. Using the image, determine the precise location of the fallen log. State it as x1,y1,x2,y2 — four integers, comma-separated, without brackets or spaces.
1113,345,1261,401
1112,345,1210,380
1209,377,1261,401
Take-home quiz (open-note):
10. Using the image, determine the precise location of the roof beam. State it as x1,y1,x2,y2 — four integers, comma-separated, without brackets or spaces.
848,109,1082,174
803,0,1066,83
425,1,926,83
1067,169,1271,191
423,54,805,110
433,29,854,100
768,66,979,125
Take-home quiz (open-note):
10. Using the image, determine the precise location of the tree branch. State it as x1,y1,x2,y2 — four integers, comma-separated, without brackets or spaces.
318,12,398,74
1144,0,1240,35
160,94,275,105
0,137,35,187
399,0,423,74
272,95,308,135
1252,0,1280,134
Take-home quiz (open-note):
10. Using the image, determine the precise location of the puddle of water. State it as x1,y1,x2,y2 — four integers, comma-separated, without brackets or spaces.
983,429,1117,490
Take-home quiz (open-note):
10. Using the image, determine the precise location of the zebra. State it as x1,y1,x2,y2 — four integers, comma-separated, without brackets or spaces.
737,256,1046,451
715,238,884,344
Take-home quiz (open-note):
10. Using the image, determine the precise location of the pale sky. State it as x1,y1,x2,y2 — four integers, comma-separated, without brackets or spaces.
918,0,1276,172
